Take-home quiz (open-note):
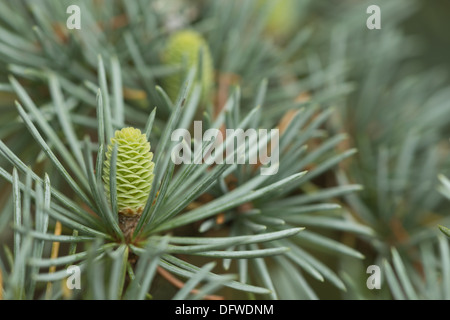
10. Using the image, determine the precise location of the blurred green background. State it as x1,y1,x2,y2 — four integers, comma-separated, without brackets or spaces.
404,0,450,72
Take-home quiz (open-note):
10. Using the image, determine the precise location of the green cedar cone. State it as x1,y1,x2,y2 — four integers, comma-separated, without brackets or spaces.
258,0,297,39
103,127,155,216
162,29,214,104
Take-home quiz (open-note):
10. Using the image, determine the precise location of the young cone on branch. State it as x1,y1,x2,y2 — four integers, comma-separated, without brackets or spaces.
103,127,155,241
162,29,214,104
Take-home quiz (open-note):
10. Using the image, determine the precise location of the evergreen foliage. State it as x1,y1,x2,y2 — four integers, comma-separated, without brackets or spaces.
0,0,448,300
